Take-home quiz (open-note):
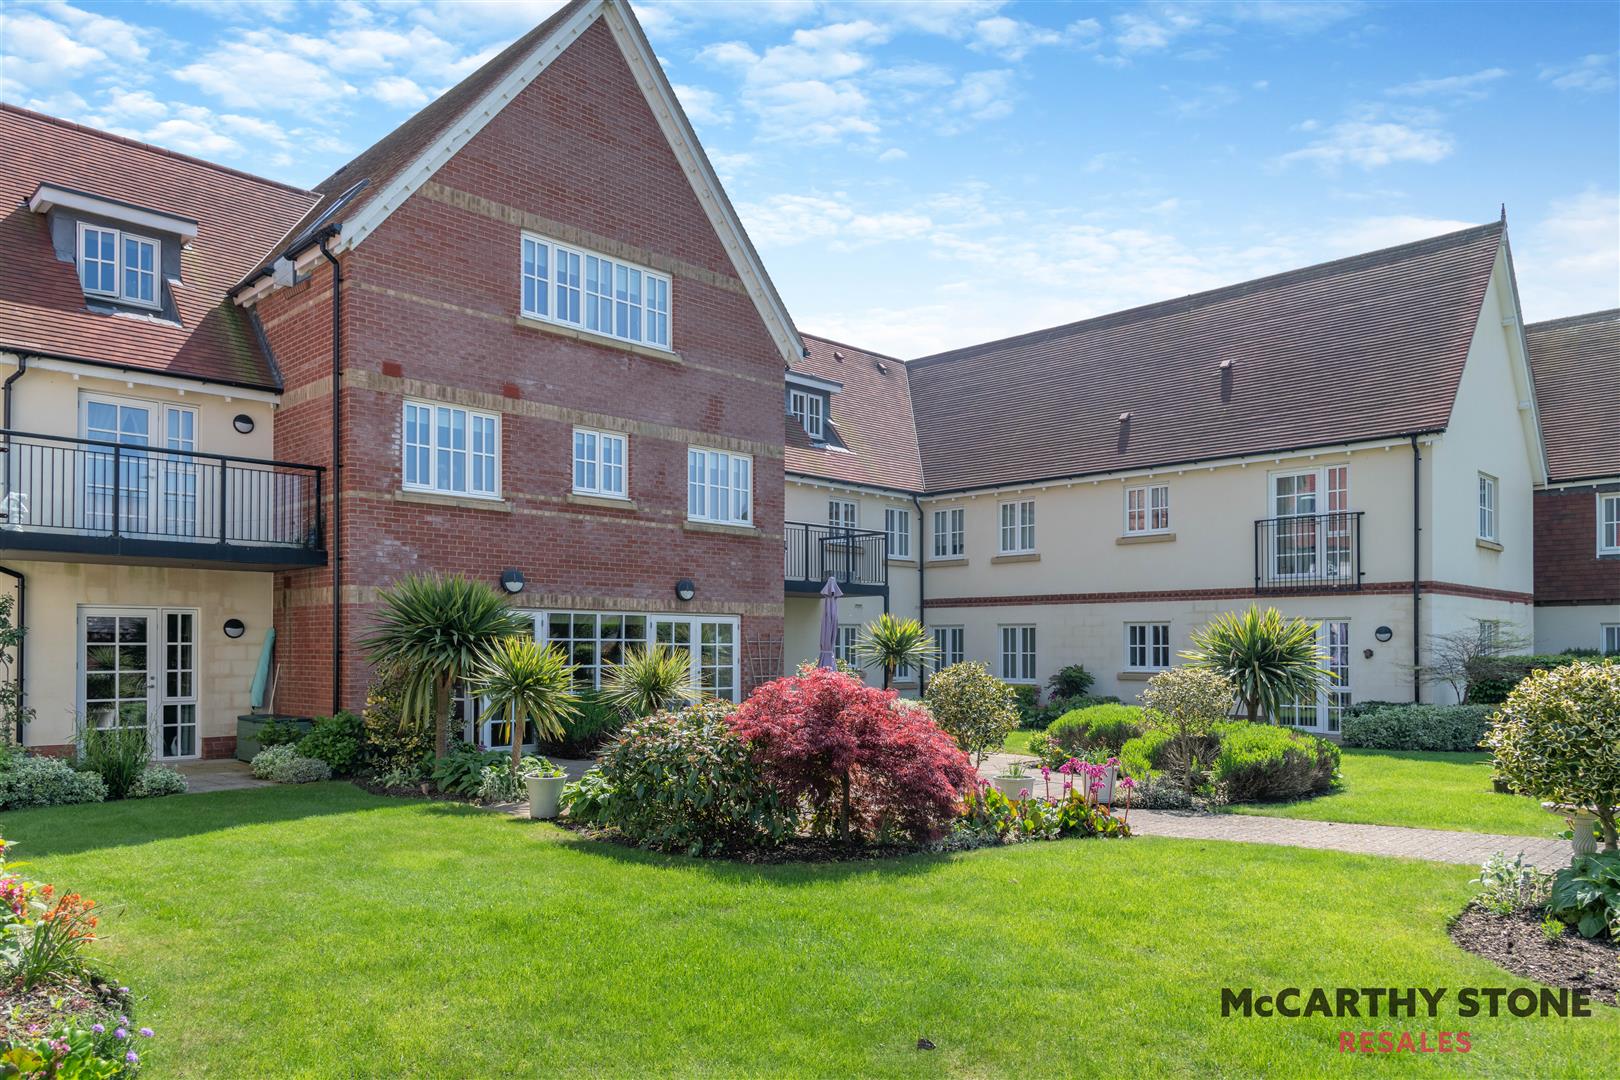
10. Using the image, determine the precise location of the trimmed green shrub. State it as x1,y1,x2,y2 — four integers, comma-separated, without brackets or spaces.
255,717,305,750
1466,654,1589,704
76,724,150,800
926,661,1019,765
1211,723,1340,803
0,755,107,809
362,665,435,777
1046,664,1096,700
1341,703,1495,752
1046,703,1145,757
1120,729,1173,779
1007,683,1042,728
250,744,332,784
298,711,365,776
130,764,188,798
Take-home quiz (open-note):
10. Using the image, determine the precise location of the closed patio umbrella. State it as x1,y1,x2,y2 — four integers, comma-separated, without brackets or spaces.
817,575,843,668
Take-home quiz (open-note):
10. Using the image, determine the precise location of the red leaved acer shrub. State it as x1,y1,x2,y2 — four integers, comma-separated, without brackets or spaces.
730,668,977,842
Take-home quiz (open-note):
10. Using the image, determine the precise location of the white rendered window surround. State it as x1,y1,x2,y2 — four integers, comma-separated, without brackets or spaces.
521,232,671,349
998,499,1036,554
933,507,965,558
885,506,910,559
834,624,860,668
1478,473,1499,542
1604,624,1619,656
787,389,825,440
1125,623,1171,671
687,448,751,525
1599,493,1620,556
932,625,964,672
1000,624,1037,682
572,428,627,498
402,400,500,498
77,222,158,308
828,497,858,531
1124,484,1170,534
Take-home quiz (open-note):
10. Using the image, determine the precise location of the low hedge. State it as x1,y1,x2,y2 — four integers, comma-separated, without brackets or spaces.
1212,723,1340,803
1119,729,1173,780
1465,654,1591,704
1047,703,1145,757
1340,703,1496,752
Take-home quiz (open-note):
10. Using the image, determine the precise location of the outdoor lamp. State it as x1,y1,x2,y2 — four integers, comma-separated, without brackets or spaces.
500,569,526,594
232,414,255,434
222,618,246,639
1374,626,1393,642
675,579,696,602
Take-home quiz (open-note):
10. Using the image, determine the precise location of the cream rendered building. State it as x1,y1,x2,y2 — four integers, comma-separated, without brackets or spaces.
784,222,1550,732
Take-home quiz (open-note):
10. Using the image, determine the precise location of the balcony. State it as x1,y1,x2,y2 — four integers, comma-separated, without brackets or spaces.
1254,511,1363,593
784,521,888,596
0,429,325,570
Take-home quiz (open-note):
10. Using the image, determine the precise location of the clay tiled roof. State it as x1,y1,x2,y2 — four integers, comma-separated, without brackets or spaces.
906,221,1507,492
1526,309,1620,482
0,105,317,390
787,335,925,492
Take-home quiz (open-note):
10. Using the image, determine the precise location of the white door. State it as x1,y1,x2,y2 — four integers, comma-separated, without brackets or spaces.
1268,466,1351,581
82,396,200,540
1278,620,1351,733
81,607,156,743
652,616,740,703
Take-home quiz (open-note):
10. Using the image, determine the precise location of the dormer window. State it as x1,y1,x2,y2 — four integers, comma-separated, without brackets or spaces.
788,388,825,440
78,223,158,307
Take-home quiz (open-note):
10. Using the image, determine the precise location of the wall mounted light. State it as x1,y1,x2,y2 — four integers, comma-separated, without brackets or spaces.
675,578,696,602
1374,625,1393,643
233,414,255,434
223,618,246,639
500,569,526,595
1363,648,1375,660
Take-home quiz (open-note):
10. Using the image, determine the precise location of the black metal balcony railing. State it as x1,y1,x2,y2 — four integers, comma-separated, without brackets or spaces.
784,521,888,593
1254,511,1363,593
0,429,325,567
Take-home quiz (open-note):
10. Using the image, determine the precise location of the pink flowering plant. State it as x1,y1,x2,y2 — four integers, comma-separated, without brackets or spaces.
954,781,1131,847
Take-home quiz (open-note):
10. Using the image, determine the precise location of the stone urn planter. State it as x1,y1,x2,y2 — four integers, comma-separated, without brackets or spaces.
1545,803,1600,859
526,774,566,820
992,773,1036,800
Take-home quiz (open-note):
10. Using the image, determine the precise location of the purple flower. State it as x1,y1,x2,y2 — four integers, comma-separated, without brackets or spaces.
1090,781,1102,792
1040,766,1050,779
1018,788,1031,799
139,1027,154,1038
126,1051,140,1065
92,1024,104,1035
1106,756,1119,768
114,1028,127,1040
119,1016,128,1025
1120,776,1137,790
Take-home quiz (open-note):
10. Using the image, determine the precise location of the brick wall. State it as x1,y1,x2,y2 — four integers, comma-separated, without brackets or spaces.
260,19,785,714
1533,487,1620,604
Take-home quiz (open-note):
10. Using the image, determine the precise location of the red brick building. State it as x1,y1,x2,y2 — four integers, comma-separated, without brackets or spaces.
1525,309,1620,654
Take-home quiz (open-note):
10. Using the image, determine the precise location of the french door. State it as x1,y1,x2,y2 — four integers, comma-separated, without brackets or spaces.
1278,620,1351,733
82,396,200,540
80,607,199,759
652,616,738,703
1267,466,1352,581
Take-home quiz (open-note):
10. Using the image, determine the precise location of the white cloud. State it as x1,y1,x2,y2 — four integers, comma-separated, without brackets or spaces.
175,32,359,109
1515,190,1620,321
697,20,892,142
877,147,907,163
1320,215,1476,256
1387,67,1509,100
164,0,296,22
0,3,151,98
944,69,1016,128
1164,82,1241,118
971,15,1099,61
672,83,730,126
1278,109,1453,171
370,76,432,109
1538,54,1618,93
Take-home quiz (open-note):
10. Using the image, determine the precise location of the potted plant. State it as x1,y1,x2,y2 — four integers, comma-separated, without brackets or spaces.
1086,755,1119,805
524,758,568,820
993,760,1034,800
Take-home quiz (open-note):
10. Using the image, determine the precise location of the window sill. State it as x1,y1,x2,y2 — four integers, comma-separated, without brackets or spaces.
1476,537,1504,553
925,556,968,566
683,519,759,537
395,490,512,512
567,492,636,511
886,557,916,567
1117,671,1157,682
991,552,1041,564
514,315,683,366
1117,532,1176,546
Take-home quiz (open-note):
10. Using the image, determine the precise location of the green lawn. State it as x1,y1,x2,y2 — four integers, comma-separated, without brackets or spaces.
3,785,1609,1077
1231,750,1558,837
1002,729,1039,754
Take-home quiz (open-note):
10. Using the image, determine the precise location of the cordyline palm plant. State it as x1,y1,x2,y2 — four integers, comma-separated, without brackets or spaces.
1182,606,1330,724
600,644,696,718
470,636,579,772
360,573,532,757
855,613,937,691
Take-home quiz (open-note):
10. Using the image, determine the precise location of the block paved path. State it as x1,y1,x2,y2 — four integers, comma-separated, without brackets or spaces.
978,752,1570,869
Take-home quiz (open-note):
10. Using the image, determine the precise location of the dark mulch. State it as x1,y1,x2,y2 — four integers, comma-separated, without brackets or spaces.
1451,906,1619,1006
351,777,480,804
0,976,129,1042
558,820,928,863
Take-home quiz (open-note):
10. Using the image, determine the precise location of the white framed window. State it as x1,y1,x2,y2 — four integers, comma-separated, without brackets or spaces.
998,499,1036,554
787,389,825,440
1000,625,1037,682
402,401,500,498
1603,624,1619,656
520,232,671,349
828,498,858,531
1599,493,1620,555
932,625,964,672
1267,465,1352,580
932,507,965,558
884,506,910,558
1278,620,1350,733
77,222,158,307
834,624,860,668
1124,484,1170,534
1125,623,1171,671
687,448,751,525
572,428,627,498
1478,473,1498,542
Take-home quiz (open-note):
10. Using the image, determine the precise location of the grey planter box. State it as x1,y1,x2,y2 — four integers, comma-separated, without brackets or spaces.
236,714,314,762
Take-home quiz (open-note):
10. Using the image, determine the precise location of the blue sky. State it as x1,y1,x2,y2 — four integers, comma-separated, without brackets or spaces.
3,0,1616,355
